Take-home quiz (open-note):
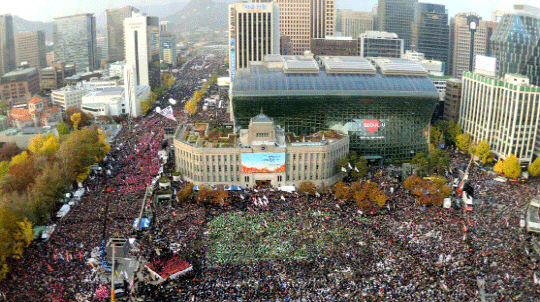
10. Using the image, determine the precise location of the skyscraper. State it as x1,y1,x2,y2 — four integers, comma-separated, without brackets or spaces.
490,5,540,86
228,2,280,75
53,14,98,73
448,13,497,78
124,12,161,89
106,6,139,62
341,11,374,38
252,0,335,55
377,0,417,50
412,3,448,72
0,15,16,77
14,31,46,69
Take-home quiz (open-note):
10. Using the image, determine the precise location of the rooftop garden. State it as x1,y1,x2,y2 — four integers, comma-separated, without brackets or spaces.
180,124,238,148
287,130,345,144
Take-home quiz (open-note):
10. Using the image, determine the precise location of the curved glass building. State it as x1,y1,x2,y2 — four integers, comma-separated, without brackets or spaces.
231,55,439,161
490,5,540,86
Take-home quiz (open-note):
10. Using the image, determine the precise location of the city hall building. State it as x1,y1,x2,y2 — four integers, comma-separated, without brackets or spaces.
174,112,349,188
230,55,440,162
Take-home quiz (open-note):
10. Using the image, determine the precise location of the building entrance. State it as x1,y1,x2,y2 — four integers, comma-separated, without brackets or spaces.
256,180,271,187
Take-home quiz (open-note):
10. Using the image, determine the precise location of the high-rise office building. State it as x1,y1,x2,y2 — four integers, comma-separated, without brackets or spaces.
106,6,139,62
443,78,462,122
53,14,98,73
252,0,335,55
96,34,107,65
0,15,16,77
160,33,177,65
359,31,404,58
490,5,540,86
124,12,161,89
459,72,540,165
377,0,417,50
341,11,374,38
228,2,280,76
412,3,448,72
448,13,497,78
14,31,46,69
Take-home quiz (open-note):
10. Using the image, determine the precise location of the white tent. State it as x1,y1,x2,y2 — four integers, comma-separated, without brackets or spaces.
278,186,296,193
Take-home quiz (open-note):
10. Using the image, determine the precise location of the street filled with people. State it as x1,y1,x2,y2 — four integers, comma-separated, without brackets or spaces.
1,52,540,301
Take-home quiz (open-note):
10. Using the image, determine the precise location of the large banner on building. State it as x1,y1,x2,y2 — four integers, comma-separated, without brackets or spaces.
241,153,285,173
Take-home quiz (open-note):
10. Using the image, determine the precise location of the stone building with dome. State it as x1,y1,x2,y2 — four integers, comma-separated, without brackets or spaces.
174,112,349,188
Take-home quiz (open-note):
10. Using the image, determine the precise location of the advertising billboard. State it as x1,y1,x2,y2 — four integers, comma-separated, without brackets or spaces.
241,153,285,173
230,39,236,80
332,118,387,139
475,55,497,75
163,42,171,49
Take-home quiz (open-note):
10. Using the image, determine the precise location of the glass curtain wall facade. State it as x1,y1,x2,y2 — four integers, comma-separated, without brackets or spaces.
412,3,449,72
232,69,439,161
106,6,139,62
490,7,540,86
377,0,418,50
53,14,98,73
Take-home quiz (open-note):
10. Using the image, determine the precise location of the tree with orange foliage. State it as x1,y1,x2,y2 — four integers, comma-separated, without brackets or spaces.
333,181,351,200
352,182,388,209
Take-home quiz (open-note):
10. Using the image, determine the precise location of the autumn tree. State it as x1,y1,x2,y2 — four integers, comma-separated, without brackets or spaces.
65,107,91,128
455,133,471,152
177,183,194,203
333,181,351,200
298,181,316,195
502,154,522,178
56,122,70,135
430,125,442,146
528,157,540,177
494,160,504,174
352,182,388,209
474,141,492,164
0,142,20,162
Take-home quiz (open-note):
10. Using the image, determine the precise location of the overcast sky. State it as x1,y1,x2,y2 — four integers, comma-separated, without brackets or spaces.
0,0,538,22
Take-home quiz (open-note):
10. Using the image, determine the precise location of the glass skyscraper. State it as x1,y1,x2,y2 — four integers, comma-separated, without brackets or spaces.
377,0,418,50
412,3,449,73
490,5,540,86
0,15,15,77
106,6,139,62
53,14,98,73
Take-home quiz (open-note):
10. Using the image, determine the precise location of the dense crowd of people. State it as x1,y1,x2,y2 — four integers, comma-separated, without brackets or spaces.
1,52,540,301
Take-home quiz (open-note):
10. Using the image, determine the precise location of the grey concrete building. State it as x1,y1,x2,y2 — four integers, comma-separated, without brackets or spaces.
0,15,16,77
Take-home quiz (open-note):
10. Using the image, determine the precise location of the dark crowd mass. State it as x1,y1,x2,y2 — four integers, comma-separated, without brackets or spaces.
0,53,539,302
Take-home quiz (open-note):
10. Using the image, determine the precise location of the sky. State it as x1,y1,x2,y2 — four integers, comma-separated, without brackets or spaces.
0,0,539,23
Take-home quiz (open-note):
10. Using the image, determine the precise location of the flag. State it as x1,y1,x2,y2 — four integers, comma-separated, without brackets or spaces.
354,167,359,172
159,105,177,121
341,167,347,173
46,263,54,272
348,163,352,170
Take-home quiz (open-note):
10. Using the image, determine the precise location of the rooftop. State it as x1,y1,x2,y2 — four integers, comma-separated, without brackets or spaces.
0,68,38,84
233,56,437,98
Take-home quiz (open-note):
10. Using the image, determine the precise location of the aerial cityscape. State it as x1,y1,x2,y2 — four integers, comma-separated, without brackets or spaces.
0,0,539,301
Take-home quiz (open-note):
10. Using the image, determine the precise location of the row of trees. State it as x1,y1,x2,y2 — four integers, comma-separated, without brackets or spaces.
0,126,110,280
141,73,176,114
403,176,452,206
332,181,388,209
184,74,217,116
176,183,230,206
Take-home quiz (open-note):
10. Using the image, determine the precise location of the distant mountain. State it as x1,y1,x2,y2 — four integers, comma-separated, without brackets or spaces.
12,16,53,40
165,0,229,31
95,2,189,29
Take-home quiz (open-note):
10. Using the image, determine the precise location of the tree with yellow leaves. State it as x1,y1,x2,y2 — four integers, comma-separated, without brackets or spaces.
28,133,46,154
475,141,492,164
9,151,28,167
41,134,59,155
494,160,504,174
502,154,521,178
70,112,82,130
184,98,198,115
